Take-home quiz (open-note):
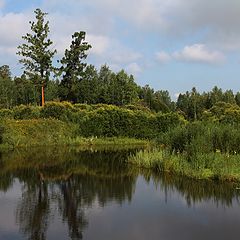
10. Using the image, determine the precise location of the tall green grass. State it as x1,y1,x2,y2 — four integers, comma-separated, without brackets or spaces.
127,121,240,182
128,148,240,182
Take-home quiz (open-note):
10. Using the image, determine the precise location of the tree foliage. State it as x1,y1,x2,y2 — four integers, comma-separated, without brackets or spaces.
17,8,56,105
59,32,92,103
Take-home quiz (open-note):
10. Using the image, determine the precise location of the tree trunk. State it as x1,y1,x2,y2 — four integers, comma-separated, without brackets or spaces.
41,85,45,107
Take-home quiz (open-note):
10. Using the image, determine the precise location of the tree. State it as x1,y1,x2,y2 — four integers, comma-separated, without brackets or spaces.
139,85,155,109
0,65,13,108
97,65,113,103
17,8,56,106
209,86,224,106
235,92,240,106
59,32,92,103
13,75,36,105
0,65,11,79
78,65,99,104
154,90,175,112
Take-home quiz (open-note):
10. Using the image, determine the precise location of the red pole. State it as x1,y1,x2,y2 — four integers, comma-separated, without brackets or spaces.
41,85,45,107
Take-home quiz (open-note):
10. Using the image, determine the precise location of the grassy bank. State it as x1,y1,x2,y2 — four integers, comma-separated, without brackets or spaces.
2,102,240,183
128,148,240,182
0,118,149,150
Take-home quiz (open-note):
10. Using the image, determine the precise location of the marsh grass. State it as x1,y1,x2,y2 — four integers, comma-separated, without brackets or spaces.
128,148,240,182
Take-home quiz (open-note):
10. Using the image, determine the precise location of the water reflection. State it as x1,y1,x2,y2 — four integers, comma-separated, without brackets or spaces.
0,147,239,240
142,170,240,207
0,147,137,240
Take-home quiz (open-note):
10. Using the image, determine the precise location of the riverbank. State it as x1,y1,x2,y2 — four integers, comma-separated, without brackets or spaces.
127,148,240,182
1,103,240,183
0,118,149,150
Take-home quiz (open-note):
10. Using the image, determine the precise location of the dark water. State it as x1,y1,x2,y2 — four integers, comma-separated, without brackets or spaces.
0,147,240,240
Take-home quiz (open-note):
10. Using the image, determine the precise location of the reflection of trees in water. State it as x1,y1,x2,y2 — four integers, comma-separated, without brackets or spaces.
15,172,136,240
0,153,13,192
16,182,49,240
0,147,137,240
142,170,240,207
58,180,88,240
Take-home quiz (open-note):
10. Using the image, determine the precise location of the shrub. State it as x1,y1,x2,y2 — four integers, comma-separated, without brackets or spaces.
156,112,186,133
12,105,40,120
74,103,93,111
40,101,74,121
2,119,76,147
0,109,13,119
0,102,188,140
0,123,4,144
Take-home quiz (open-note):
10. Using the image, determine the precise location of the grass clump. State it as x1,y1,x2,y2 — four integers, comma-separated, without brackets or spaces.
128,148,240,182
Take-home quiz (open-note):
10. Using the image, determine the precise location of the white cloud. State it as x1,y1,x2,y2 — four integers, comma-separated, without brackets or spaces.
155,44,225,65
110,49,142,64
0,0,4,9
126,62,142,75
88,39,143,73
0,11,32,70
156,51,172,63
46,10,142,67
87,35,110,55
77,0,240,50
173,44,225,64
0,12,30,47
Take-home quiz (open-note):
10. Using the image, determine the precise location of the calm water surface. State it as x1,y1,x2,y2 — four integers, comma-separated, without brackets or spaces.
0,147,240,240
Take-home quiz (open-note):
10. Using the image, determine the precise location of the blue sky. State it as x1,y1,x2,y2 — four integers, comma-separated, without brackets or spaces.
0,0,240,98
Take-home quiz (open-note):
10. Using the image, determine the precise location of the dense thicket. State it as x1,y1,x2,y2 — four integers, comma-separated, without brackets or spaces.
0,102,185,141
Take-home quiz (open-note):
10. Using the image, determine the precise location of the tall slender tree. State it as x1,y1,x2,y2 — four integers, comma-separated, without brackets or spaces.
17,8,56,106
58,31,92,103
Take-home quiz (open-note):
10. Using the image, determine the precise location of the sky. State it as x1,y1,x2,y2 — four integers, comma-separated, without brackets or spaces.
0,0,240,98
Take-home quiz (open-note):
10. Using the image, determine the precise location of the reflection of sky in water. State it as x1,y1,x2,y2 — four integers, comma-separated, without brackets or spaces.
0,175,240,240
0,180,22,239
83,176,240,240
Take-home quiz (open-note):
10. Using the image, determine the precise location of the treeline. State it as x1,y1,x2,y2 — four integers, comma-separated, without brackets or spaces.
2,64,240,124
176,87,240,121
0,64,174,112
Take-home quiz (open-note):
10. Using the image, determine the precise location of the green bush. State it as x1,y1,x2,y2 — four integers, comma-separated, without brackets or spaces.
2,119,76,147
0,102,187,140
0,123,4,144
74,103,93,111
77,106,158,138
156,112,186,133
40,101,74,121
13,105,40,120
159,121,240,160
0,109,13,119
